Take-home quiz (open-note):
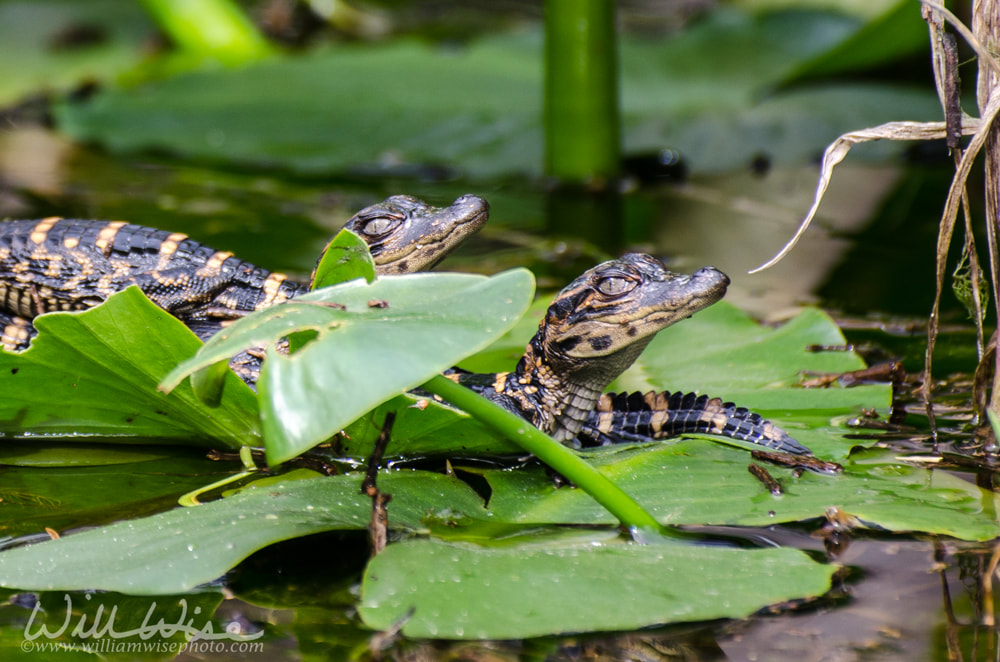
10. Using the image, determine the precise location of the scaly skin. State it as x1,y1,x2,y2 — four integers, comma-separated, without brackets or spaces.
579,390,811,455
0,194,488,351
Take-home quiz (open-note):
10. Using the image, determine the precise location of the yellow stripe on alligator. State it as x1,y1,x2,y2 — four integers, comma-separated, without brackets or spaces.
29,217,61,245
260,273,288,306
196,251,233,278
94,222,127,253
155,232,189,269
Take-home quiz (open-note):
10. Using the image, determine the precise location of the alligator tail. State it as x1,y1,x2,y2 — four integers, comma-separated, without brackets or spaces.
577,390,812,455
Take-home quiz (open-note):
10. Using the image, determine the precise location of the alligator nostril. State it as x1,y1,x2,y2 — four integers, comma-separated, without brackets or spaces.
454,194,488,213
695,266,730,284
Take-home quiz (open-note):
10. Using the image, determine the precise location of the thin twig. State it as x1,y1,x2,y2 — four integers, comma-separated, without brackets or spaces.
747,463,782,495
362,412,396,555
922,1,1000,80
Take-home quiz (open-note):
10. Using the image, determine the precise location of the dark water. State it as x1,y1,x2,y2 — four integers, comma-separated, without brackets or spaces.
1,126,997,661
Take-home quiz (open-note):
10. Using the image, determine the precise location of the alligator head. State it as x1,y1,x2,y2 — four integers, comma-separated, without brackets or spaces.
504,253,729,441
340,194,489,275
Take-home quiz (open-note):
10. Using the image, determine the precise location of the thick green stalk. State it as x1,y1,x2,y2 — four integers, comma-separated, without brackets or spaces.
138,0,273,63
544,0,621,183
422,375,683,539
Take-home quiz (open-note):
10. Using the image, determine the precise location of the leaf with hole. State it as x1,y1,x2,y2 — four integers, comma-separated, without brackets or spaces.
161,270,535,464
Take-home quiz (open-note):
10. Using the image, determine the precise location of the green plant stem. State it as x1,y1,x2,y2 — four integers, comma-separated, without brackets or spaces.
179,447,259,507
138,0,273,63
544,0,621,183
422,375,683,539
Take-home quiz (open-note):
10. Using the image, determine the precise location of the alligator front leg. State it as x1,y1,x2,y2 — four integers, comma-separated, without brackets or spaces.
576,390,813,455
0,312,34,352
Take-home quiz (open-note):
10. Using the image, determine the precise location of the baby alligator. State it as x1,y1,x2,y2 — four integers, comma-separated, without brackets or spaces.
455,253,810,455
0,194,488,351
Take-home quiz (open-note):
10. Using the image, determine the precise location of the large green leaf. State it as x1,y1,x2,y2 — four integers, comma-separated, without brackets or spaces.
0,441,173,467
309,228,376,290
480,444,1000,541
616,304,863,396
614,304,890,460
162,270,535,464
0,435,994,600
0,471,490,594
52,8,936,176
358,536,836,639
777,0,930,82
338,393,517,458
0,287,258,447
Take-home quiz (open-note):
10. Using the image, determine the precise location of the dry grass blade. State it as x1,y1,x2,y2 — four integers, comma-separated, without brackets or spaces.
753,1,1000,277
749,119,981,274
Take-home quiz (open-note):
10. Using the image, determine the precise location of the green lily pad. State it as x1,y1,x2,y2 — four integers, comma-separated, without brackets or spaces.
0,286,259,447
337,393,516,458
479,443,1000,541
358,535,836,639
163,270,535,465
51,8,936,177
0,471,489,594
618,304,865,397
778,0,930,82
614,303,891,459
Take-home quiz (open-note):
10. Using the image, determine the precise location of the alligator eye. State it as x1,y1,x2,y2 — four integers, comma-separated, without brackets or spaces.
361,216,403,237
596,276,636,297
